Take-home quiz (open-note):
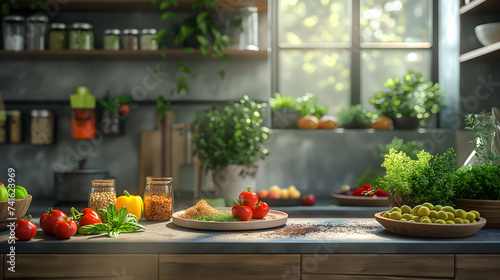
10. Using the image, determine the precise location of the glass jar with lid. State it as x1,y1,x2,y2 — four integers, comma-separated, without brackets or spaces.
89,179,116,211
144,177,173,221
103,29,120,50
69,23,94,50
8,110,22,143
2,15,25,51
230,6,258,51
122,29,139,51
26,14,49,50
140,29,157,50
30,109,55,145
49,23,67,50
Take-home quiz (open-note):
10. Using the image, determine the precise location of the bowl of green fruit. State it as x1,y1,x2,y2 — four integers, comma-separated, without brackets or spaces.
0,184,32,230
375,202,486,238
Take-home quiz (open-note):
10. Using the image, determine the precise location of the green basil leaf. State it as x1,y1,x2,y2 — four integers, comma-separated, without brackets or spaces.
125,213,138,223
79,223,110,235
108,230,121,238
118,222,146,233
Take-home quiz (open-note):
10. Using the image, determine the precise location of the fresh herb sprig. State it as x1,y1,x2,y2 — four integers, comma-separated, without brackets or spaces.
465,112,500,164
79,204,145,237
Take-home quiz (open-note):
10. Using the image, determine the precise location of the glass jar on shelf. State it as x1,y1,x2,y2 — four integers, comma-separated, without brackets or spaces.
103,29,120,51
69,23,94,50
8,110,22,143
140,29,157,50
30,109,55,145
122,29,139,51
144,177,173,221
89,179,116,211
49,23,67,50
26,14,49,51
228,6,259,51
2,15,25,51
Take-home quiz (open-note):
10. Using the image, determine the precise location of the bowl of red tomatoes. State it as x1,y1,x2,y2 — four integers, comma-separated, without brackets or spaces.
331,184,389,207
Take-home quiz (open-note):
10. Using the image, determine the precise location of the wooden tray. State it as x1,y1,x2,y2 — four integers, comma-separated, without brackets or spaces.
331,192,389,207
172,207,288,231
260,197,301,207
374,211,486,238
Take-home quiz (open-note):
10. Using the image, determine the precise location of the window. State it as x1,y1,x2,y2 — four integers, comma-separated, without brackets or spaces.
272,0,436,114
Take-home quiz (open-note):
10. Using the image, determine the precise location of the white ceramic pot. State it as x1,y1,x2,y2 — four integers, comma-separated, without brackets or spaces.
212,164,258,201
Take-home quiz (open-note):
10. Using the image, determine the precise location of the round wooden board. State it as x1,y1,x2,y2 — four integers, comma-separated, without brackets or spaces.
374,211,486,238
172,207,288,231
331,192,389,207
260,197,301,207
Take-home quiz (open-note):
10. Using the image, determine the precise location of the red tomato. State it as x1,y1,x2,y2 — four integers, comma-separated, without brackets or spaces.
15,216,37,241
119,103,130,115
0,182,5,187
53,220,77,239
78,208,102,227
301,194,316,206
252,202,270,219
41,209,68,235
231,203,252,221
374,189,388,197
238,186,258,208
352,184,374,196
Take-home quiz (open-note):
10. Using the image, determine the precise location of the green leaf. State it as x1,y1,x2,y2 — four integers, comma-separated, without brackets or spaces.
162,11,176,20
115,206,128,225
196,35,208,46
218,70,225,79
108,230,121,238
177,81,189,94
79,223,110,235
159,0,170,10
118,222,146,233
156,29,167,44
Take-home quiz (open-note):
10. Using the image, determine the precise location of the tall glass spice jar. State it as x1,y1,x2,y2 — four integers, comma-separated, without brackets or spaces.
121,29,139,51
2,15,25,51
103,29,120,50
26,14,49,50
69,23,94,50
237,6,258,50
30,109,55,144
140,29,157,50
8,110,21,143
89,179,116,211
49,23,67,50
144,177,173,221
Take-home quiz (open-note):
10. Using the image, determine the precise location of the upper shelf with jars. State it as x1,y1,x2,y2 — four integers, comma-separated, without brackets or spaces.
17,0,268,12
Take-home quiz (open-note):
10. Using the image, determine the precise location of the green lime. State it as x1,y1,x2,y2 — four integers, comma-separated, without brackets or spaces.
443,206,455,213
412,216,421,222
401,205,412,214
402,213,413,220
411,205,422,216
466,212,476,222
434,205,443,212
447,212,455,220
420,218,431,223
436,211,448,220
429,210,437,218
391,207,402,213
14,186,28,199
422,202,434,210
400,218,408,222
418,206,431,217
454,218,464,224
434,219,446,224
408,220,416,222
389,212,402,220
383,212,390,218
470,210,480,220
455,209,467,219
464,219,470,224
420,215,430,221
431,218,437,223
0,186,8,201
446,220,455,224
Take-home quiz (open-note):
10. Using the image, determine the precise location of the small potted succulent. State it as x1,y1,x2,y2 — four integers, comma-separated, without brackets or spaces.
193,96,271,201
370,69,443,129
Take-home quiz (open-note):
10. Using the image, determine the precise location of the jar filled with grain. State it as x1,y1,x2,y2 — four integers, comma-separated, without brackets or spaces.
8,110,21,143
69,22,94,50
30,109,54,145
49,23,67,50
103,29,120,50
0,110,6,144
144,177,173,221
89,179,116,211
140,29,157,50
121,29,139,51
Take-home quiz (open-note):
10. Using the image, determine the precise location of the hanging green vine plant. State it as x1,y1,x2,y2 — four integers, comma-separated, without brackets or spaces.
152,0,231,120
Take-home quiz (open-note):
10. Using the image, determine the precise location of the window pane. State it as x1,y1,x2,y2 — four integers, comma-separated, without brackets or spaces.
360,50,432,110
279,0,351,45
280,50,351,113
361,0,431,44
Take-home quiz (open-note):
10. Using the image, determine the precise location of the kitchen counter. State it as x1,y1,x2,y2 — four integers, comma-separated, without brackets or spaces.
2,218,499,254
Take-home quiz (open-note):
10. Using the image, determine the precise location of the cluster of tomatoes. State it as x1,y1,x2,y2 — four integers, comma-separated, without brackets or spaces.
231,187,270,221
352,184,387,197
15,207,102,241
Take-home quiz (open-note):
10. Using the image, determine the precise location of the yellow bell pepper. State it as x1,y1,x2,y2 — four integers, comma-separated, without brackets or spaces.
115,190,144,220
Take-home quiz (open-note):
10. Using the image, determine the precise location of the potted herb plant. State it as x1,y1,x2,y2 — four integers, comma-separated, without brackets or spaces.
373,148,456,208
193,96,271,201
337,104,372,129
370,69,443,129
97,94,132,135
269,92,327,129
454,110,500,228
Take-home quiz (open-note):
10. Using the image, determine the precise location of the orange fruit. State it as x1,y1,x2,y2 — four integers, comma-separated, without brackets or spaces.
370,116,394,130
297,115,320,129
319,115,338,129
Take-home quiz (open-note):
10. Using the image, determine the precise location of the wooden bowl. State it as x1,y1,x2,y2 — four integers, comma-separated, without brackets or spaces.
0,195,33,230
331,192,389,207
374,211,486,238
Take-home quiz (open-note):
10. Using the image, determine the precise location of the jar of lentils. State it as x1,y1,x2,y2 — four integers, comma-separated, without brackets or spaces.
140,29,157,50
69,22,94,50
30,109,54,145
49,23,67,50
144,177,173,221
121,29,139,51
89,179,116,211
103,29,120,50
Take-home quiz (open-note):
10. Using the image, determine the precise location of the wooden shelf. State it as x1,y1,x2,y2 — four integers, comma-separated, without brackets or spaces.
460,0,500,15
4,99,269,106
0,49,268,60
460,41,500,62
18,0,268,12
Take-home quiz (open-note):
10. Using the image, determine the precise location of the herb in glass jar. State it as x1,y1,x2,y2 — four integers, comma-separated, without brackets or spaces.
49,23,67,50
69,22,94,50
140,29,157,50
103,29,120,51
122,29,139,51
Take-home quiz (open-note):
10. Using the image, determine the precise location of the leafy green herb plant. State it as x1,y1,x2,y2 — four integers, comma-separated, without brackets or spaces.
465,112,500,165
97,94,132,113
270,92,327,118
193,96,271,171
379,137,425,160
454,164,500,200
337,104,372,128
79,204,145,238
